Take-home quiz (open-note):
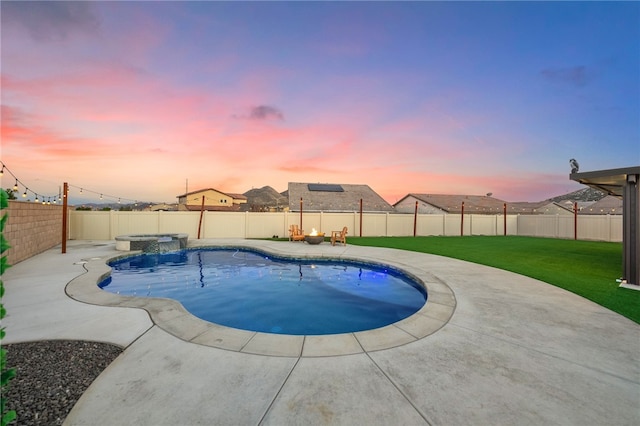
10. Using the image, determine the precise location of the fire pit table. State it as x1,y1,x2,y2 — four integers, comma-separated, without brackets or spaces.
304,233,325,244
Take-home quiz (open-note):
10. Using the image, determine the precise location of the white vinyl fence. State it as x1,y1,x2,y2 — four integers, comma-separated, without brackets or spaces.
69,211,623,242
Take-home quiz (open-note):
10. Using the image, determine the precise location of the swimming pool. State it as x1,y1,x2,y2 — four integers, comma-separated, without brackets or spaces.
99,248,427,335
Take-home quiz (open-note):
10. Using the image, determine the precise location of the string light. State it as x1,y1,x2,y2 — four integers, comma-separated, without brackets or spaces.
2,161,154,207
0,161,58,202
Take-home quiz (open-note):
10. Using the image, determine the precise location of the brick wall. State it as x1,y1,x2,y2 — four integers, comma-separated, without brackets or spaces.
4,200,67,264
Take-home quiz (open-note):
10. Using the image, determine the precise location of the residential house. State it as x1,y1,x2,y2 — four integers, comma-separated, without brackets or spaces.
579,195,623,215
393,194,507,214
287,182,393,212
176,188,248,211
395,194,578,215
506,201,574,215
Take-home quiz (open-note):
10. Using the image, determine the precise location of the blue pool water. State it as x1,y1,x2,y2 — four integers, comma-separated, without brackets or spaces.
99,248,427,335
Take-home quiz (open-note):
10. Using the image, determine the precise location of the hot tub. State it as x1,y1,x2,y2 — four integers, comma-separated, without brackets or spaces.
115,234,188,253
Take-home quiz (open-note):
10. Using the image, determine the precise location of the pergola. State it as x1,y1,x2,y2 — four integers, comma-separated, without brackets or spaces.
570,166,639,288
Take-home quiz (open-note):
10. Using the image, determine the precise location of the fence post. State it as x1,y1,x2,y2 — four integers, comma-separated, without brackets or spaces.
385,212,389,237
460,202,465,236
197,195,205,239
413,201,418,237
245,211,249,239
503,203,507,236
61,182,68,254
359,198,363,237
574,202,578,240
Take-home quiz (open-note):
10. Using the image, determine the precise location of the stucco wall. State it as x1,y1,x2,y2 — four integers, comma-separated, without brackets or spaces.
4,200,67,264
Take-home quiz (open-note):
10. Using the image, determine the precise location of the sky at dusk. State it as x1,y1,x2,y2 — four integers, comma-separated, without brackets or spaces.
1,1,638,205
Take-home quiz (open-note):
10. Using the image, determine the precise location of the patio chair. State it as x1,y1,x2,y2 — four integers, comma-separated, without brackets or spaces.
331,227,348,246
289,224,305,241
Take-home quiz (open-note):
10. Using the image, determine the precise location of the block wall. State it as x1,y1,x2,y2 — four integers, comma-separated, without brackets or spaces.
4,200,66,264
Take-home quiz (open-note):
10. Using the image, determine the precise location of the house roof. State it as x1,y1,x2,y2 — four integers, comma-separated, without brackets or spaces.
181,204,246,212
506,201,574,214
176,188,247,200
396,194,507,214
288,182,393,212
580,195,623,215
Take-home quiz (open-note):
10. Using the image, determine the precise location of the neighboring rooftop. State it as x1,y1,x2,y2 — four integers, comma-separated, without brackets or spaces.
394,194,507,214
288,182,393,212
176,188,248,212
580,195,624,215
506,200,574,215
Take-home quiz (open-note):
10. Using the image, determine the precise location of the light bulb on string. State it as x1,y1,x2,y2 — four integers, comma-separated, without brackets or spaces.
34,195,39,202
100,194,103,200
0,165,4,177
22,190,27,198
13,180,18,191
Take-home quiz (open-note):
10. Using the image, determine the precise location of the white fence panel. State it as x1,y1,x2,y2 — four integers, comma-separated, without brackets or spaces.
386,214,414,236
577,215,622,242
319,213,357,236
288,212,322,236
416,215,445,236
159,212,203,238
444,214,464,236
469,214,497,235
69,211,111,240
557,216,575,239
506,215,518,235
361,213,388,237
203,212,246,238
246,212,286,238
68,210,623,243
518,215,558,238
110,211,160,238
610,216,623,242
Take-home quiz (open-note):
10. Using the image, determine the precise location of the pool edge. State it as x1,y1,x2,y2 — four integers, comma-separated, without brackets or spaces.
65,240,456,357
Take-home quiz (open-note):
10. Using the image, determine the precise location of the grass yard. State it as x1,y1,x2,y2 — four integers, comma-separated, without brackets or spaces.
348,236,640,324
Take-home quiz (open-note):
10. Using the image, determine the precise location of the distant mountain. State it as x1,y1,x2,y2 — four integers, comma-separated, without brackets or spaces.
243,186,288,211
548,188,606,203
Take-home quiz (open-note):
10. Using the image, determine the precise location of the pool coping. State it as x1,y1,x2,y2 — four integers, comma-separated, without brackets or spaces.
65,240,456,357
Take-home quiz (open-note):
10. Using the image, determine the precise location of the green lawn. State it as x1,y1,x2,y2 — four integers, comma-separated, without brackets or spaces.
347,236,640,324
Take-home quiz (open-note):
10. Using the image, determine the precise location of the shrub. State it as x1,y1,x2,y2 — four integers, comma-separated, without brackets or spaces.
1,189,16,425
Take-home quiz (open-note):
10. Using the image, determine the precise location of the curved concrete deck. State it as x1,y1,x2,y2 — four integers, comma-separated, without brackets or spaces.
66,240,455,357
3,240,639,425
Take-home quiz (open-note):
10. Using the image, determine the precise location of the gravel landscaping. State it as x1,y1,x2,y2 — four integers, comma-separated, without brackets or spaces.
3,340,122,426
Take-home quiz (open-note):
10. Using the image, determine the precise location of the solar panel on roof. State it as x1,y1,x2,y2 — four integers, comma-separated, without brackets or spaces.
308,184,344,192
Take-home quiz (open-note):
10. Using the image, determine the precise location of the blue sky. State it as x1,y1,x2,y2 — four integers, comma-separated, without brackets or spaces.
1,1,638,204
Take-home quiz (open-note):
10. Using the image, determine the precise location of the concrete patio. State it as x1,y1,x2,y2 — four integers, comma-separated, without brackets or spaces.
3,239,639,425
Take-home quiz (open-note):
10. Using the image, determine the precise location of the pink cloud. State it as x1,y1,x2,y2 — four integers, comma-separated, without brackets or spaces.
1,6,581,205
